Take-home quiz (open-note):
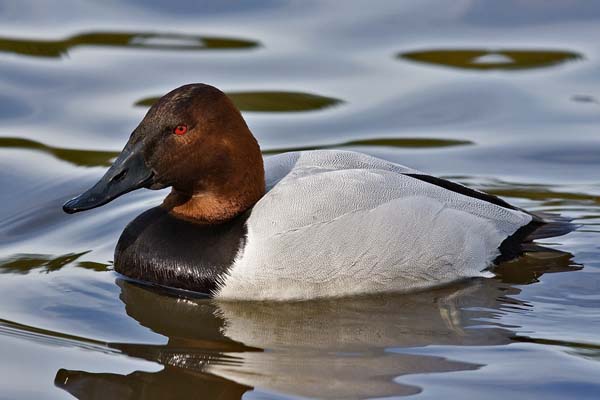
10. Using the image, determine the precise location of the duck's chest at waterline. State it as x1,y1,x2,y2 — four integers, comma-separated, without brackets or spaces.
114,207,249,294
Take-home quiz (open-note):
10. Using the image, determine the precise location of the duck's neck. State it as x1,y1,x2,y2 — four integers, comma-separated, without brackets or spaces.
162,130,266,224
163,189,256,224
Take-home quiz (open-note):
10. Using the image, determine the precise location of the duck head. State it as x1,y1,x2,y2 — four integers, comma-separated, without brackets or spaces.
63,84,265,223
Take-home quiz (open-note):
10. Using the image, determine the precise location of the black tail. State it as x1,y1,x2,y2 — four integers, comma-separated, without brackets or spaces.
524,211,579,242
495,211,578,264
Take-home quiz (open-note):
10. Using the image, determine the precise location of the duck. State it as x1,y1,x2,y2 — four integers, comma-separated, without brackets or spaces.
62,83,575,300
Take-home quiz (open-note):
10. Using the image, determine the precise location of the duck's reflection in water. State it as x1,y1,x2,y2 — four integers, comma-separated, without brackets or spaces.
55,249,577,399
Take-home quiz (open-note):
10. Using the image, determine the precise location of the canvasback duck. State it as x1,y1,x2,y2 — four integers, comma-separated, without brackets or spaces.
63,83,575,300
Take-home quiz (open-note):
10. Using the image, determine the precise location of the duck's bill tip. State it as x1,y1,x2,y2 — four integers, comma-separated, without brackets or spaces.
62,194,110,214
62,141,155,215
62,196,83,214
62,199,78,214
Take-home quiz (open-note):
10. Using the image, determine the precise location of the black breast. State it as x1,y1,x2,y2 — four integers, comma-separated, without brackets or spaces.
114,207,249,295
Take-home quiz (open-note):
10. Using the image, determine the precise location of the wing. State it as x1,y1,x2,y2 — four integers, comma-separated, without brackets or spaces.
258,150,530,235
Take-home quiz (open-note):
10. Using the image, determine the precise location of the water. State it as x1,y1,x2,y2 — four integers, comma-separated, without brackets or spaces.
1,1,599,398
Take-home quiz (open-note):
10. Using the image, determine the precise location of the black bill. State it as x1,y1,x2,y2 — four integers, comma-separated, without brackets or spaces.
63,141,153,213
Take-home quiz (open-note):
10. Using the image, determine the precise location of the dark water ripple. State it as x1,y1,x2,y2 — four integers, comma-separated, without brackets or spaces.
0,31,259,58
399,48,582,71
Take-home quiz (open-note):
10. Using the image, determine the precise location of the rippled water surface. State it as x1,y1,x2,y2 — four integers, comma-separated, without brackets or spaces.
1,1,599,399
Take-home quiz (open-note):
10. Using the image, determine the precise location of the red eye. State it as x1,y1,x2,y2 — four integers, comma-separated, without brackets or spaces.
174,125,188,135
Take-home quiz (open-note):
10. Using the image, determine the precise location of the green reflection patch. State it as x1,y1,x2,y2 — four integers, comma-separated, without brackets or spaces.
0,137,117,167
262,137,473,154
399,49,581,70
0,31,259,58
136,91,343,113
0,252,109,275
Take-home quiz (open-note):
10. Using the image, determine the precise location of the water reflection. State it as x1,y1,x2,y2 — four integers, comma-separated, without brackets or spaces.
55,366,250,400
0,136,470,168
0,252,109,274
0,137,117,167
572,95,598,104
399,49,581,70
54,249,578,399
460,177,600,206
262,137,473,154
136,91,343,113
0,31,259,58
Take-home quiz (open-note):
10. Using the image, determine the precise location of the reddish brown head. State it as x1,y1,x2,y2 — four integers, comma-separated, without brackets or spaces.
63,83,266,224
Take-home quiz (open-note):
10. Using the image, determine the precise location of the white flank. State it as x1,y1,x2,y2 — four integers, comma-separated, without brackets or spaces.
216,150,531,300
